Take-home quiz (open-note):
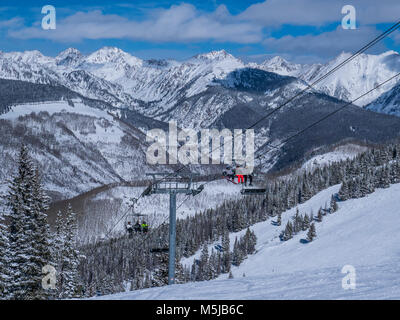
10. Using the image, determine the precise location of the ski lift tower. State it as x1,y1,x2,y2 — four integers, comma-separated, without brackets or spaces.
144,172,204,285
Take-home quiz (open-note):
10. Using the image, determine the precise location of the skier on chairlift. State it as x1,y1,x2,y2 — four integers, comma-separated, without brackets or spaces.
141,221,149,233
126,221,134,238
223,164,236,181
235,162,253,186
134,220,141,233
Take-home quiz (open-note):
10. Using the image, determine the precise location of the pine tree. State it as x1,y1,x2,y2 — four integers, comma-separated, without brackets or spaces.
6,146,54,300
317,208,323,222
232,237,242,266
276,212,282,226
228,271,234,279
208,249,218,280
221,230,231,273
307,223,316,242
302,214,310,231
330,195,338,213
281,221,293,241
58,205,82,298
339,180,349,201
0,217,10,298
199,243,209,280
53,210,65,296
244,228,257,254
152,253,169,287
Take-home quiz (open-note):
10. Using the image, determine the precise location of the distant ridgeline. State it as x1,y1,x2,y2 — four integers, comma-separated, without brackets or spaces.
0,79,81,115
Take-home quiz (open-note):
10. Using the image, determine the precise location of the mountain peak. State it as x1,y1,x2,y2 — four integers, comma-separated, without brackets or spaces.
266,56,289,64
194,50,236,61
257,55,302,76
56,48,83,66
86,46,142,67
58,48,82,56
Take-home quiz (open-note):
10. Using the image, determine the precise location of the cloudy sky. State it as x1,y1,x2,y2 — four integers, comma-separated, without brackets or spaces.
0,0,399,63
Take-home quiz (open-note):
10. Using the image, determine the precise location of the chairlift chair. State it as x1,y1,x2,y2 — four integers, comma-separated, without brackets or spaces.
239,171,267,196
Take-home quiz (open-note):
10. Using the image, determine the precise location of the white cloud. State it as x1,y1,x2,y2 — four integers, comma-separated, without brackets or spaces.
8,4,262,44
0,17,24,29
240,0,400,27
263,26,387,59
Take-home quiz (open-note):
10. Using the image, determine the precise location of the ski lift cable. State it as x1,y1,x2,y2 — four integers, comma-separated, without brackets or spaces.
92,72,400,287
94,194,192,285
93,68,400,287
98,19,400,245
99,20,400,246
248,19,400,130
105,197,141,237
117,19,400,207
162,20,400,188
91,21,400,280
254,71,400,159
134,70,400,206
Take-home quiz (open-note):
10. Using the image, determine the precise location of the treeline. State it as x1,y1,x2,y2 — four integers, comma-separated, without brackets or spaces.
78,142,400,296
2,142,400,299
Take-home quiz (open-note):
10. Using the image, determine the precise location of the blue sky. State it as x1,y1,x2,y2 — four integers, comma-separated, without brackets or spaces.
0,0,399,63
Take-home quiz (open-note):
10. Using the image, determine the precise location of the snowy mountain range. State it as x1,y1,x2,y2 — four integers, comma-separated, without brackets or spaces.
255,51,400,107
1,47,400,117
2,48,400,200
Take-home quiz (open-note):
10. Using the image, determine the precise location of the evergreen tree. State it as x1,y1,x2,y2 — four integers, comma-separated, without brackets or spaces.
53,210,65,296
58,205,82,298
307,223,316,242
208,249,218,280
302,214,310,231
6,146,54,300
232,237,242,266
339,180,349,201
244,228,257,254
276,212,282,226
330,195,338,213
0,217,10,298
281,221,293,241
152,253,169,287
317,208,323,222
199,243,209,280
221,230,231,273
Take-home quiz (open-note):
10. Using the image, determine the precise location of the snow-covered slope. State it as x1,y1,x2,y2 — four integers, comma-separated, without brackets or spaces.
0,97,169,200
302,51,400,106
93,183,400,299
366,81,400,116
255,51,400,107
301,144,368,172
249,56,304,77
